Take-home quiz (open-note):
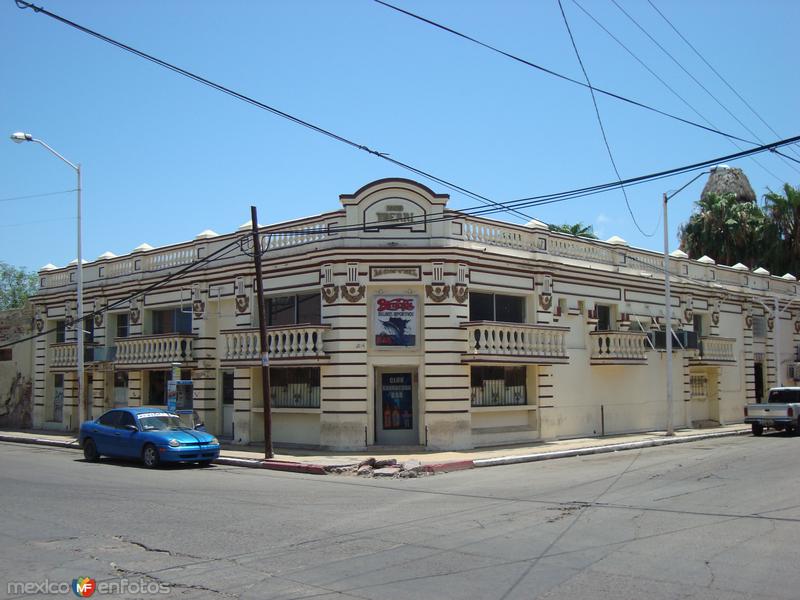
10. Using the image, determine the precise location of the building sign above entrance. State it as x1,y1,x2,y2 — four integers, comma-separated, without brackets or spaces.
374,295,417,347
370,266,421,281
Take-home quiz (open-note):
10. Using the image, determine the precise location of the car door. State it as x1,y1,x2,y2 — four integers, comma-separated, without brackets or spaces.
115,411,141,458
93,410,121,455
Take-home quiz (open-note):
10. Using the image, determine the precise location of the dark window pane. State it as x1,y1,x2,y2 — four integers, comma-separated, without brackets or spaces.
495,295,525,323
470,366,527,407
597,305,611,331
151,310,170,335
55,321,66,343
268,296,295,327
98,410,121,427
117,412,136,428
116,313,129,338
297,293,321,324
148,371,169,405
470,292,494,321
84,318,94,343
175,310,192,334
269,367,320,408
222,372,234,405
0,348,11,361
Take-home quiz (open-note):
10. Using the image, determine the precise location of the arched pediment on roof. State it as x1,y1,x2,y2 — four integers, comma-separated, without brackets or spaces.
339,178,449,236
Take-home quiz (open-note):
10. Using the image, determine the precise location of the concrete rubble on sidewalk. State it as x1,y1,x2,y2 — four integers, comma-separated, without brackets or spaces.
327,457,429,478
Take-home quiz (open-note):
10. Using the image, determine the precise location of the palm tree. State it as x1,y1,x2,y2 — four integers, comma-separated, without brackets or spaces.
763,184,800,275
548,222,598,239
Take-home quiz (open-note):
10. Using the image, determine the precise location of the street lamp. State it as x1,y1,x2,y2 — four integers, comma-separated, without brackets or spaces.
10,132,85,429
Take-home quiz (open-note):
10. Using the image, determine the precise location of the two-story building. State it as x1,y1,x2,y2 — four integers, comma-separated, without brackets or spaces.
28,178,800,449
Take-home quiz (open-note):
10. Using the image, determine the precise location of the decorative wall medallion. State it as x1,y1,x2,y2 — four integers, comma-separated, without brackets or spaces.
795,320,800,334
35,318,44,332
65,315,74,329
130,307,140,325
321,285,339,305
711,311,720,325
768,317,774,331
192,299,205,319
745,315,753,329
683,308,693,324
453,284,468,304
235,295,250,314
425,284,450,303
340,284,365,303
94,312,104,327
539,293,552,311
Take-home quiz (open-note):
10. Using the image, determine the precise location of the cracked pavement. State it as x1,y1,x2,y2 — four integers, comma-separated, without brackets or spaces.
1,433,798,599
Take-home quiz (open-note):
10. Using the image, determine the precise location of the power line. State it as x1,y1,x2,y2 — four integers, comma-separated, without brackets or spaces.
556,0,656,238
0,189,76,203
12,0,536,225
571,0,798,186
373,0,756,146
608,0,798,182
646,0,800,164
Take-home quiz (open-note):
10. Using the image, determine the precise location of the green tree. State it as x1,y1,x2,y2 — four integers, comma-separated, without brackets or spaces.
0,262,38,311
762,183,800,276
679,192,765,268
548,222,598,239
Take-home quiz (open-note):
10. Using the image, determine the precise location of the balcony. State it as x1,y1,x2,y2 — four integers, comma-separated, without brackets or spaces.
47,342,103,370
690,336,736,365
461,321,569,364
220,325,330,364
590,330,649,365
115,334,196,368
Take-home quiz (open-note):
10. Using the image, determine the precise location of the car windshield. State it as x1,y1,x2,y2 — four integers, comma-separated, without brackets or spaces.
138,413,185,431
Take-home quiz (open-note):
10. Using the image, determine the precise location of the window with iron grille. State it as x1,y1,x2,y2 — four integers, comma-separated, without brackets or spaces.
470,366,527,407
270,367,320,409
752,316,767,340
690,375,708,399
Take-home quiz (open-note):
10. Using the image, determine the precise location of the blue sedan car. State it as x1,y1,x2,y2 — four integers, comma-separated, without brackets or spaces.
80,407,220,468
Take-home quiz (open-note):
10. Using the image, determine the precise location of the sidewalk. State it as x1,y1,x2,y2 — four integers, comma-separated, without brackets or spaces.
0,423,751,475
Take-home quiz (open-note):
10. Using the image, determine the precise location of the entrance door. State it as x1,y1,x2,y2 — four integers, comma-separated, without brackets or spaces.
375,371,417,445
221,371,234,438
754,362,764,403
113,372,129,407
52,374,64,422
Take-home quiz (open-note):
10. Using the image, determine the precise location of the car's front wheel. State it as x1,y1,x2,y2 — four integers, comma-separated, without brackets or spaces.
752,423,764,436
142,444,160,468
83,438,99,462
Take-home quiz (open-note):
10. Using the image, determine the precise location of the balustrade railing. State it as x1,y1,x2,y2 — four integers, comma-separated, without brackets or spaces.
462,321,568,362
697,336,736,363
590,330,649,363
115,334,195,365
221,325,329,361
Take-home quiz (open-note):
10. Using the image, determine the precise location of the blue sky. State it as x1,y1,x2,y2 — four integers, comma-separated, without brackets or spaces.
2,0,798,272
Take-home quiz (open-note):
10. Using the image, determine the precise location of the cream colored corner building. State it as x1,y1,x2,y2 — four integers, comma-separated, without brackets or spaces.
29,179,796,449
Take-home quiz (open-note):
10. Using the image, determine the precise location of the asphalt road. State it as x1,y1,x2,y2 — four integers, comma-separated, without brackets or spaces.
1,433,798,600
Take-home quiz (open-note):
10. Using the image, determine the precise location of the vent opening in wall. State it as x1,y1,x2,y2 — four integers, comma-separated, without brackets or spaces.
457,263,468,284
432,262,444,283
322,264,333,284
347,263,359,284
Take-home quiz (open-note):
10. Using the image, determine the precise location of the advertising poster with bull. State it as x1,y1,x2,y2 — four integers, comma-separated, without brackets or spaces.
374,295,417,347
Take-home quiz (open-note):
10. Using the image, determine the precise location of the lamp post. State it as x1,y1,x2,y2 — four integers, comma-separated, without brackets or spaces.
10,132,85,429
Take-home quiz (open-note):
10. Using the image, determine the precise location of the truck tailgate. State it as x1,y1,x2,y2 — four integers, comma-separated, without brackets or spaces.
747,403,791,419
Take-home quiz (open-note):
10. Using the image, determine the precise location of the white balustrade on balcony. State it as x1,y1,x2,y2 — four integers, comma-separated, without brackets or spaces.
462,322,568,363
590,330,649,364
221,325,329,362
48,343,77,368
697,336,736,363
115,334,195,365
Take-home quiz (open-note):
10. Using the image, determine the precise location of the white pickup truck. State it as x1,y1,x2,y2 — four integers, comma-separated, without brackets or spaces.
744,387,800,436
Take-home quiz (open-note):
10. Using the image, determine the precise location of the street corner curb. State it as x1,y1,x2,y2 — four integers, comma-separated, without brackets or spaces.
214,456,264,468
423,459,475,474
473,428,751,468
0,434,79,449
261,459,327,475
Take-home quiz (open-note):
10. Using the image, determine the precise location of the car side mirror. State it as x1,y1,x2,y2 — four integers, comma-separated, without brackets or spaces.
124,424,138,432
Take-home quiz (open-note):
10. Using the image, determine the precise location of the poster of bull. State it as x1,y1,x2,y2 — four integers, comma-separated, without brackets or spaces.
374,295,417,347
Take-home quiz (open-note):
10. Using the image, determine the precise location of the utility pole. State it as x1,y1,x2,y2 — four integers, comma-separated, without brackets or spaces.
250,206,273,459
663,192,674,436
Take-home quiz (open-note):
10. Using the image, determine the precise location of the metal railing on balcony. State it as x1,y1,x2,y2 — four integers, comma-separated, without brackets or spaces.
462,321,569,364
590,330,649,364
115,334,195,366
220,325,330,362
